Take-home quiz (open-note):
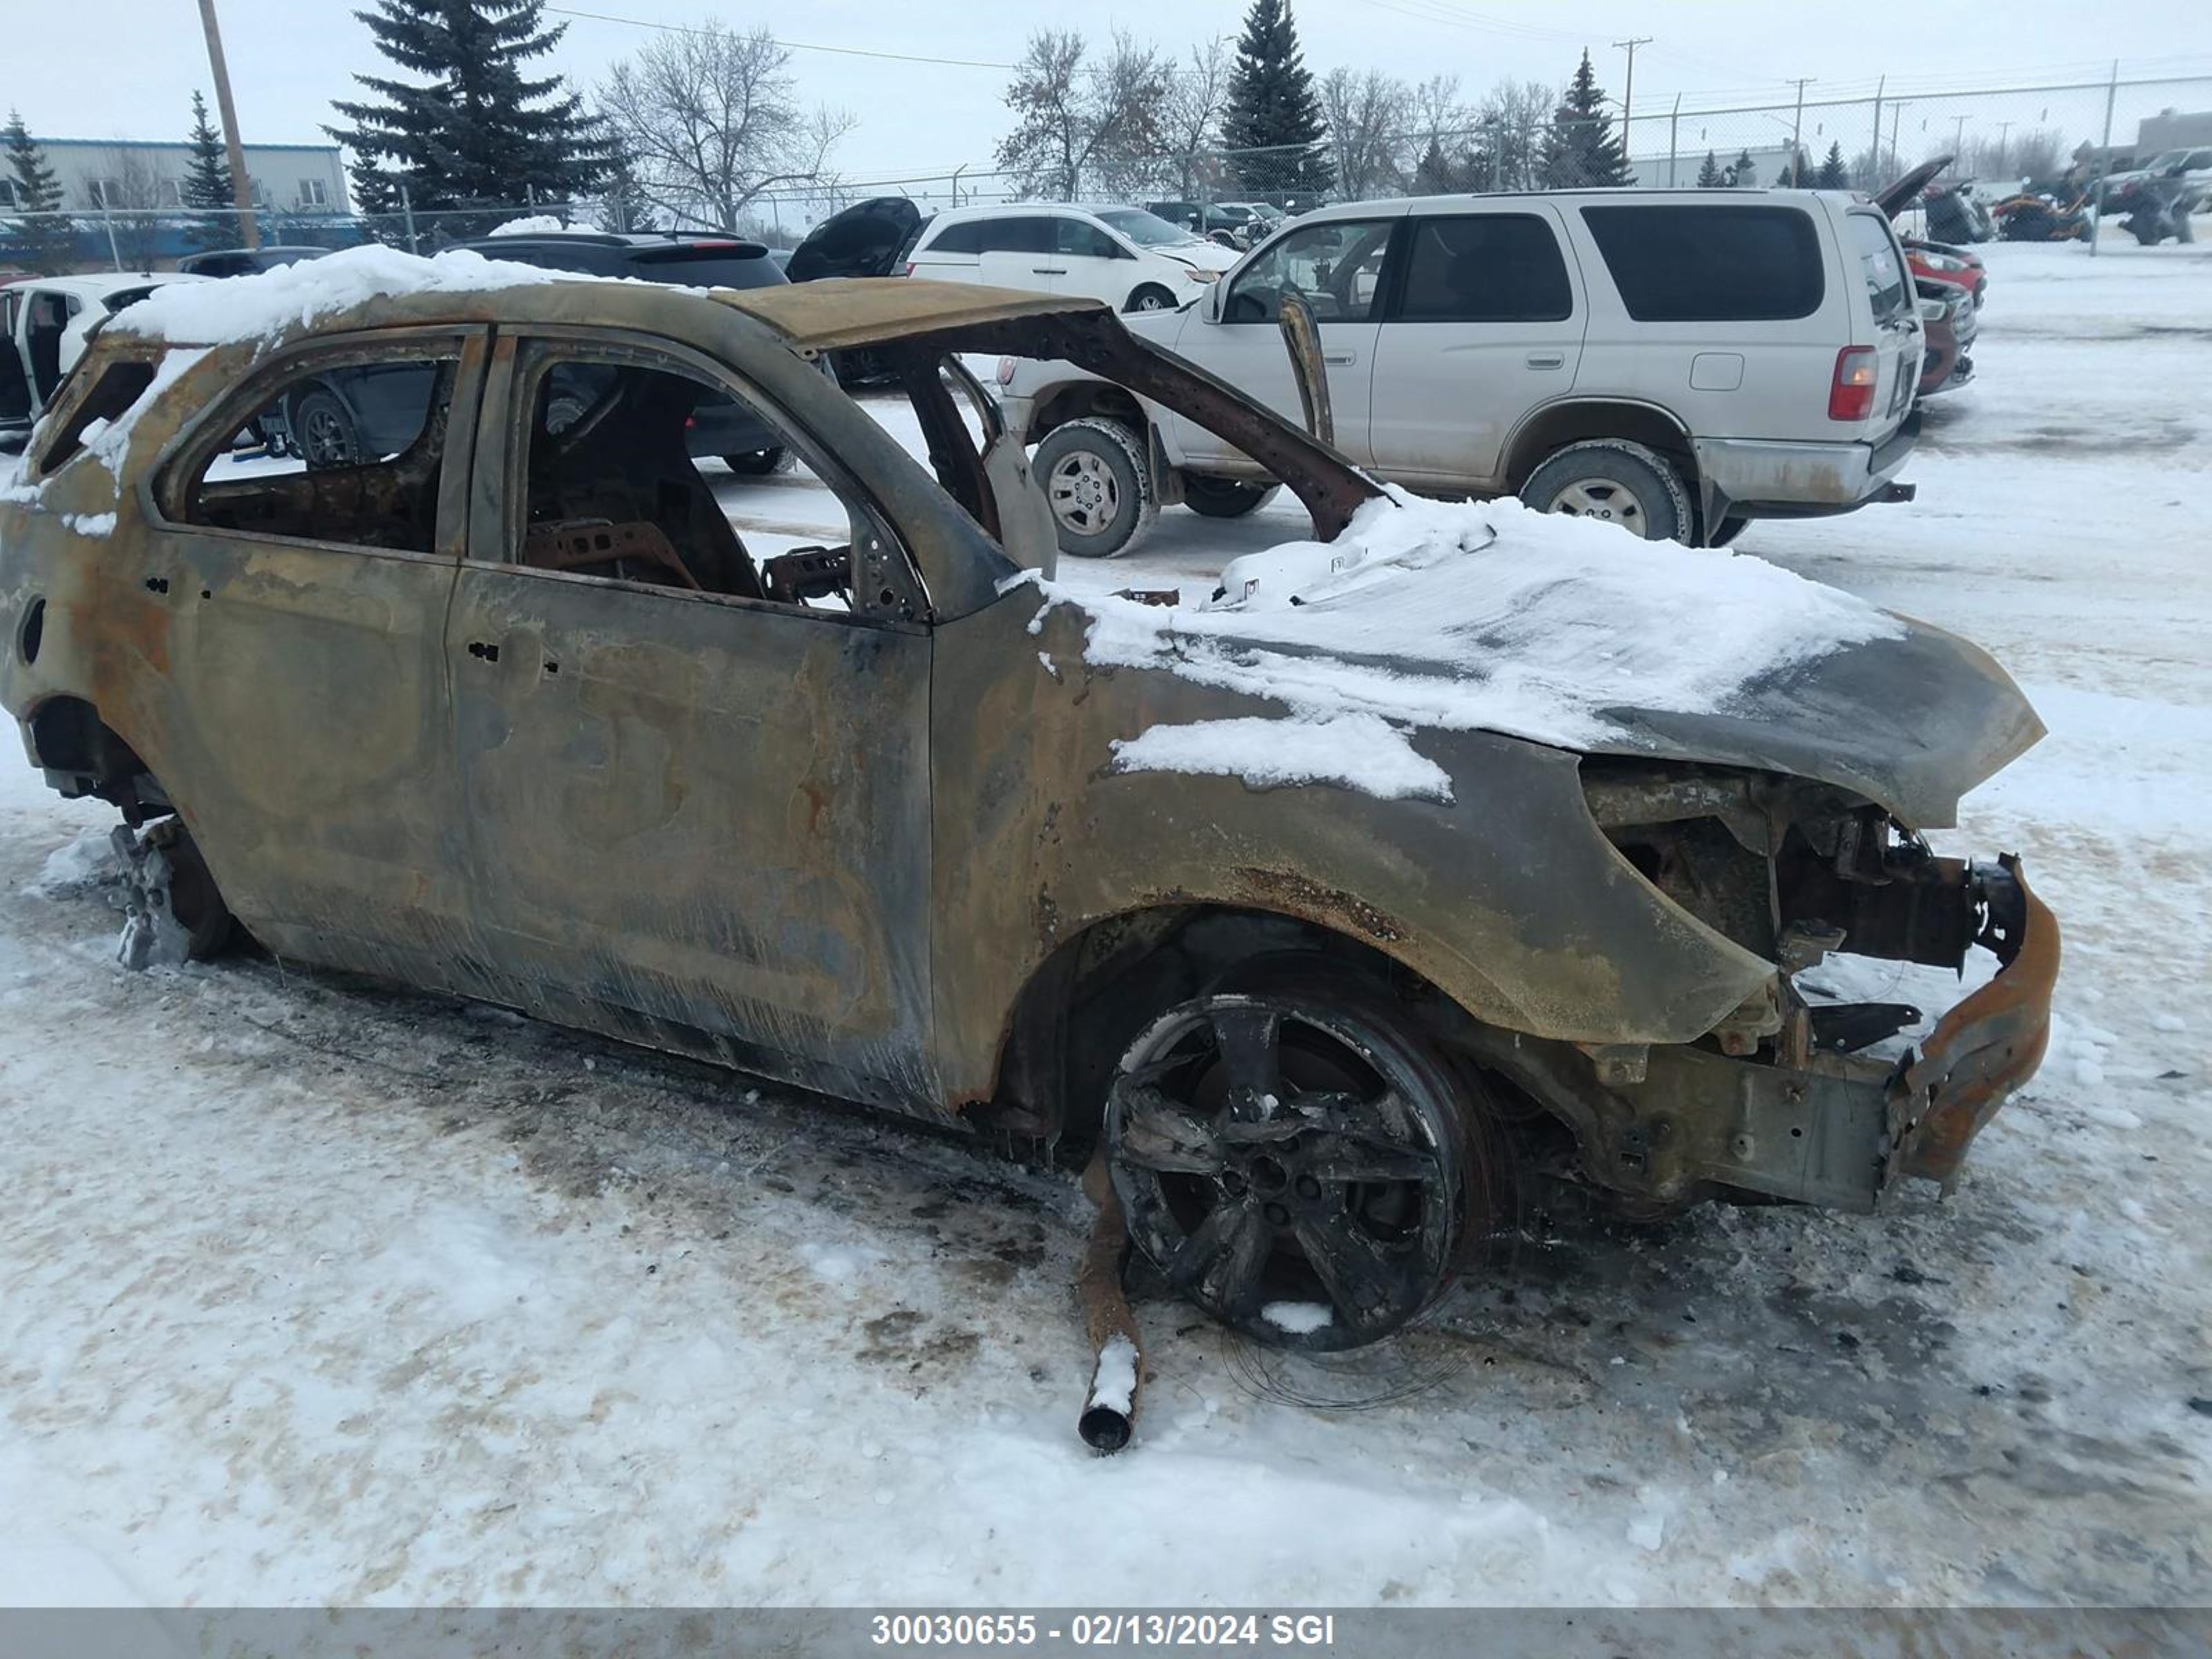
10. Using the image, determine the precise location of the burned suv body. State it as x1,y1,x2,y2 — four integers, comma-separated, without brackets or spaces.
0,251,2054,1391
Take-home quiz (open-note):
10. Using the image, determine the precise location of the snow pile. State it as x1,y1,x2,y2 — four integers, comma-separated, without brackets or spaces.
1087,1333,1139,1416
1040,489,1904,787
107,244,563,346
25,829,120,900
487,214,568,236
1112,712,1452,801
59,512,115,538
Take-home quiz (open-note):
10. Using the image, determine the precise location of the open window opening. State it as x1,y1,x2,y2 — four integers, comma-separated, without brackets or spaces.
171,346,460,553
511,344,919,621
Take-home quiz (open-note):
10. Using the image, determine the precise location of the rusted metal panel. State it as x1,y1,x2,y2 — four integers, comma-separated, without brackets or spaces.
443,563,938,1112
1895,858,2060,1186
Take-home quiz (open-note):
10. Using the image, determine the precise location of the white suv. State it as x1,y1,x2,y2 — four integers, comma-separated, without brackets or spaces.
903,203,1238,314
997,189,1925,554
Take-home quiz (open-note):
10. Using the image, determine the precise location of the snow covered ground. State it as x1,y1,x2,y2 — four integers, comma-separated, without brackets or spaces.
1,241,2206,1609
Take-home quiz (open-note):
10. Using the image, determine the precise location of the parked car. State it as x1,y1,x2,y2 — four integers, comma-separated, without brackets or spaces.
1877,158,1989,307
176,245,334,279
2099,144,2212,198
0,270,206,450
1915,288,1975,400
270,230,803,474
999,188,1925,555
0,254,2055,1419
903,203,1238,312
1144,200,1262,248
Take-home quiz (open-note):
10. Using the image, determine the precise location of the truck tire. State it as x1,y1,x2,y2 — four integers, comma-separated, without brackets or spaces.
1033,417,1158,559
1183,474,1280,518
1520,440,1692,543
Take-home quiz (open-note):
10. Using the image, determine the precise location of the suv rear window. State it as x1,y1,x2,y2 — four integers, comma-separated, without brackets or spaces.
1579,205,1824,321
1846,213,1911,326
624,245,785,290
1397,214,1572,323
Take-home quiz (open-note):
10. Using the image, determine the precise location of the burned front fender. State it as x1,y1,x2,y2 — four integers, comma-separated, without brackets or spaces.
1892,856,2059,1188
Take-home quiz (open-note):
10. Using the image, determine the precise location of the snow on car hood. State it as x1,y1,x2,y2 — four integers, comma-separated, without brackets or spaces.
1024,489,2043,824
106,244,564,345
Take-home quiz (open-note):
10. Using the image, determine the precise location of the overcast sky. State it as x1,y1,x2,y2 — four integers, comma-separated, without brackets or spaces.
9,0,2209,186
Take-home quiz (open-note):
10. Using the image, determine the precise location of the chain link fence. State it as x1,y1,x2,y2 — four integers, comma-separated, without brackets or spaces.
5,68,2206,276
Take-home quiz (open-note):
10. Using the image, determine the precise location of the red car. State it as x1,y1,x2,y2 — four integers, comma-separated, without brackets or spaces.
1879,158,1989,308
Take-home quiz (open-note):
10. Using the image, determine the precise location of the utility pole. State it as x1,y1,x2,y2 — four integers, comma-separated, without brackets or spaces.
1993,119,2014,174
1613,37,1653,159
1787,77,1815,185
1888,102,1908,178
196,0,260,249
1869,75,1884,189
1950,113,1973,156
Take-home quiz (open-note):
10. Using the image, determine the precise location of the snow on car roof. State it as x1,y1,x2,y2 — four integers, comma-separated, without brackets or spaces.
1031,488,1904,799
106,244,565,344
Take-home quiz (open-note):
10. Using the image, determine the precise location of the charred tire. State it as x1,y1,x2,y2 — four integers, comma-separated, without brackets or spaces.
1033,417,1157,559
723,446,795,476
117,817,236,968
1521,439,1692,543
1182,474,1280,518
1125,284,1178,312
291,387,362,471
1104,955,1499,1353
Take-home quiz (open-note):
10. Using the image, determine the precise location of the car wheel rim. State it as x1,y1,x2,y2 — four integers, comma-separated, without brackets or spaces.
1047,451,1121,535
1550,478,1649,534
1106,992,1464,1352
301,405,354,468
1134,292,1168,310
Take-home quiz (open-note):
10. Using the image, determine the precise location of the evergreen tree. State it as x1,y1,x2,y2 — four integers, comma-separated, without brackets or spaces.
326,0,615,227
1696,148,1725,188
1816,140,1850,189
182,91,236,248
1725,147,1756,187
1412,137,1458,196
1220,0,1332,200
3,111,75,274
1538,50,1632,188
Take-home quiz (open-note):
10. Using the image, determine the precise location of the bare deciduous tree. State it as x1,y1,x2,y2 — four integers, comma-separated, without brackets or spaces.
1321,67,1405,198
598,19,853,231
994,28,1169,200
1158,37,1232,200
1474,78,1555,191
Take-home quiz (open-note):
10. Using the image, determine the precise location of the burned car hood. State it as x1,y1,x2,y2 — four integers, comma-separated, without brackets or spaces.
1050,491,2041,828
786,197,923,283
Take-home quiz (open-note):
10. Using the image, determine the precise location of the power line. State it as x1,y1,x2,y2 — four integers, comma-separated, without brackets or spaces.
543,6,1018,71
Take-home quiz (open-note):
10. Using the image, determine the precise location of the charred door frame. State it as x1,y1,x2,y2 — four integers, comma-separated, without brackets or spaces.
444,322,944,1114
126,325,492,980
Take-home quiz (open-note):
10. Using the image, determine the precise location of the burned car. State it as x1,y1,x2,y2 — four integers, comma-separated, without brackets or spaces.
0,250,2055,1444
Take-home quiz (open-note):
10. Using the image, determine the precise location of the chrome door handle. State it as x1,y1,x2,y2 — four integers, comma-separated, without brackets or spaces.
1322,350,1356,366
1526,352,1566,369
1033,267,1066,275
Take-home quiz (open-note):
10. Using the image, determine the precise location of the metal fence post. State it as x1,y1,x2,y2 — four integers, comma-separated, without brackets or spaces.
400,181,419,254
99,189,122,272
1668,95,1680,188
2092,58,2118,257
1869,76,1884,188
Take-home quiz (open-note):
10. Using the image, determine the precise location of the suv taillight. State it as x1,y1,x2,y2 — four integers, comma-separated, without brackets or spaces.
899,261,916,278
1829,346,1877,422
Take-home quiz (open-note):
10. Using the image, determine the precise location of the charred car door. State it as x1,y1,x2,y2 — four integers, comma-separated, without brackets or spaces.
148,327,487,982
450,329,938,1114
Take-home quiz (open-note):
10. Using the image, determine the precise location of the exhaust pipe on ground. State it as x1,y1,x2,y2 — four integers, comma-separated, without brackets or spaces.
1076,1147,1143,1454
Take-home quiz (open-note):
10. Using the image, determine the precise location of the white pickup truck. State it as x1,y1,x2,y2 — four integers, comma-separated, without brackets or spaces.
995,187,1925,554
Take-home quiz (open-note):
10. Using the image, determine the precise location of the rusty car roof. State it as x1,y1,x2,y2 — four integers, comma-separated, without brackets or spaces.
707,278,1112,350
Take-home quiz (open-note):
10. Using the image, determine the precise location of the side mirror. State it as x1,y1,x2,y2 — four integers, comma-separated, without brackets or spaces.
1203,280,1226,324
